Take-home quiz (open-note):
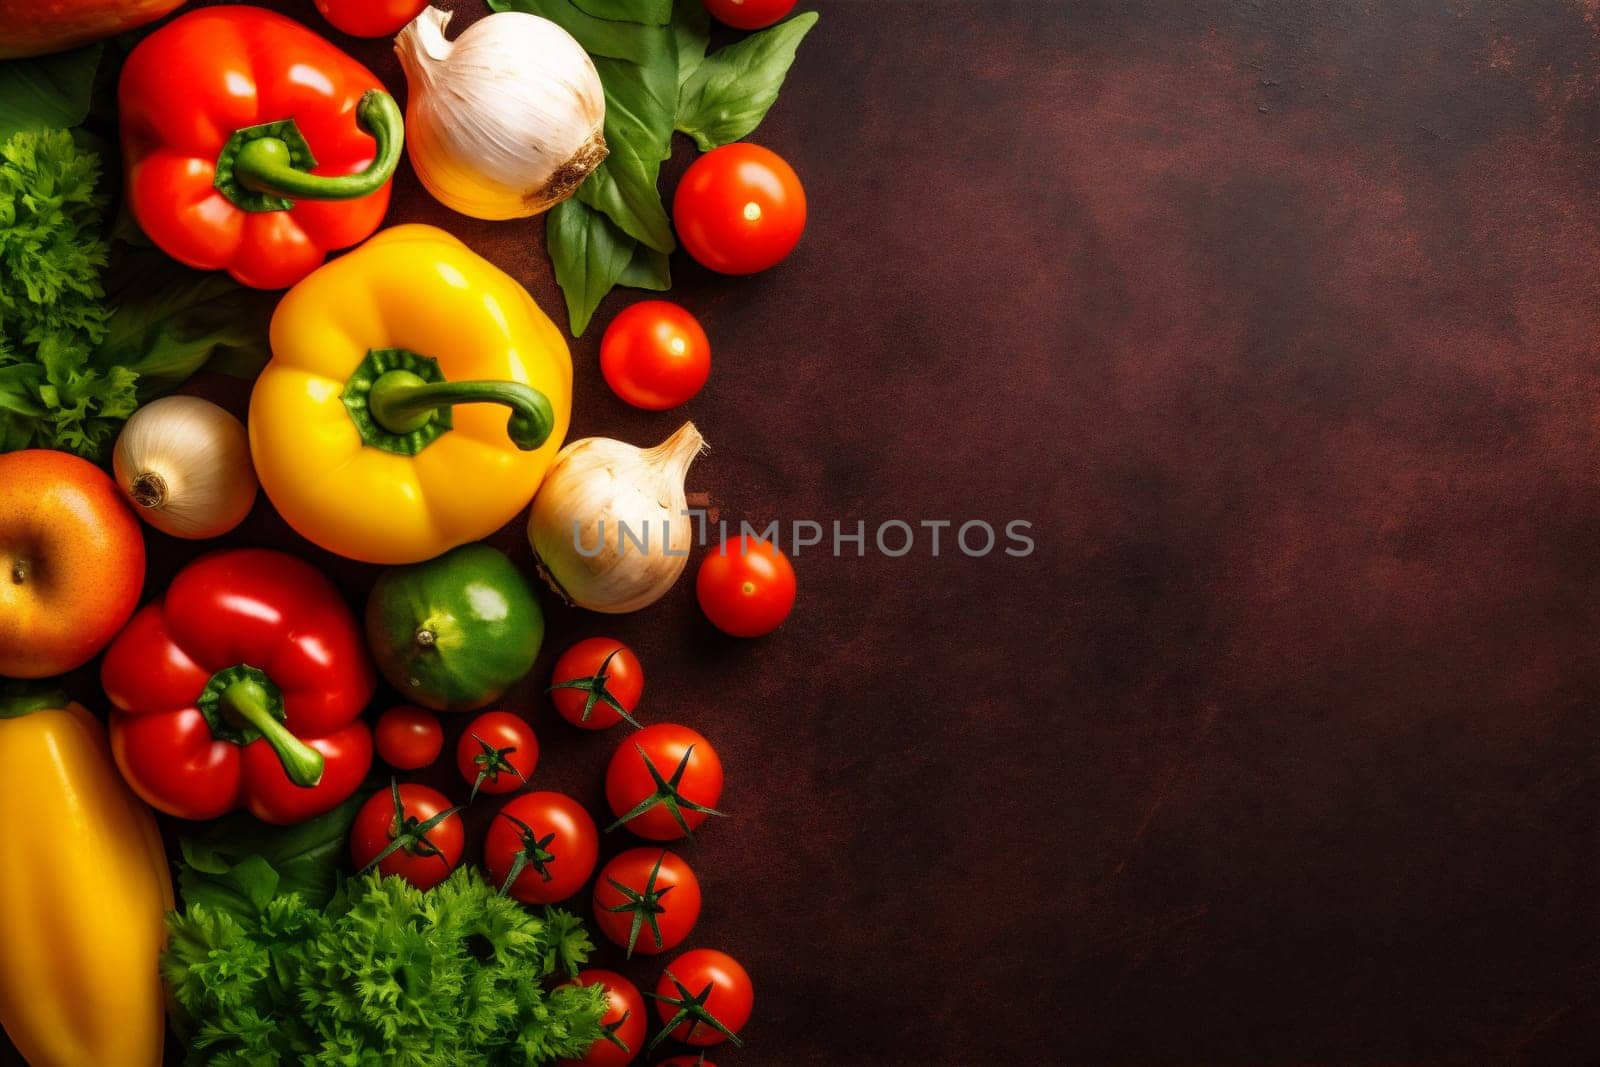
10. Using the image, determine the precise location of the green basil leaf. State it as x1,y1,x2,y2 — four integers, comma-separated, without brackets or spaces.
92,250,276,398
672,0,710,91
576,48,678,252
618,242,671,291
571,0,672,23
677,11,818,150
490,0,660,61
548,197,638,336
0,44,104,140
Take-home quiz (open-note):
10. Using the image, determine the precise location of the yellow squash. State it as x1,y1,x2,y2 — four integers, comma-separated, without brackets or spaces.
249,224,574,564
0,695,172,1067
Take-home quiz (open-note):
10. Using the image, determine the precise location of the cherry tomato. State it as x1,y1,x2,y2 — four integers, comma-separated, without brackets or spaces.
702,0,796,30
673,143,806,275
696,536,796,637
457,710,538,800
650,950,753,1052
560,970,647,1067
314,0,427,37
551,638,645,730
484,791,598,904
594,848,702,957
601,302,711,411
374,705,443,770
605,724,725,841
349,781,463,890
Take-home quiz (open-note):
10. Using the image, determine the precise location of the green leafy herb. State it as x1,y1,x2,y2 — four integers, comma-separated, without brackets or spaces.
164,867,607,1066
0,44,104,140
0,128,128,456
547,197,640,336
619,242,672,291
176,792,366,916
571,0,672,23
677,11,819,150
0,124,275,457
673,0,710,90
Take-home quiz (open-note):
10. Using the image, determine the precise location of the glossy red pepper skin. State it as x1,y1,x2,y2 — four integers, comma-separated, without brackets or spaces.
102,549,376,824
119,6,397,290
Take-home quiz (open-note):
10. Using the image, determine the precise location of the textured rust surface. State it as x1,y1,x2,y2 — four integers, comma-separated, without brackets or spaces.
8,1,1600,1064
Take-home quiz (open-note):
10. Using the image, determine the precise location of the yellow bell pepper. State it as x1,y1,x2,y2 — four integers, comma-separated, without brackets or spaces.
0,692,172,1067
249,224,574,564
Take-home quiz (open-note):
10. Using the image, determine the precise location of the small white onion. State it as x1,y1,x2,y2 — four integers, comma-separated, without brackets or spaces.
528,422,705,613
112,396,258,539
396,6,608,220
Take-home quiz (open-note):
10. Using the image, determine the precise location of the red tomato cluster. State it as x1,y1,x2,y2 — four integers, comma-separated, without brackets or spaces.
355,634,756,1061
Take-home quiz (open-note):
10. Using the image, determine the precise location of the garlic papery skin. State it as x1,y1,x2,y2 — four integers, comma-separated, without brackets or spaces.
396,6,607,220
528,422,705,614
112,396,258,540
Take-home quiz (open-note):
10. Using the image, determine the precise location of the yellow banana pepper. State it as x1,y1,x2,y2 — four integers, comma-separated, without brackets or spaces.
0,692,172,1067
249,224,574,564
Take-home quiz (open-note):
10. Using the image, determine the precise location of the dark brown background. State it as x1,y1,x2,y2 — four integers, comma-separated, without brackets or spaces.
8,0,1600,1064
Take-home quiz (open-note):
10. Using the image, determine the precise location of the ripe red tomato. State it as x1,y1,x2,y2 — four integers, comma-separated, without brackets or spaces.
349,782,463,890
605,724,725,841
457,710,538,800
601,302,711,411
314,0,426,37
702,0,795,30
560,970,647,1067
696,536,796,637
673,144,806,275
375,705,443,770
594,848,702,957
550,638,645,730
484,791,598,904
650,950,753,1052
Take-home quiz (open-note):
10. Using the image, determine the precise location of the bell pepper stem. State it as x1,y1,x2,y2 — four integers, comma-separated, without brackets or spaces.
367,369,555,451
233,89,404,203
0,680,68,720
220,679,325,787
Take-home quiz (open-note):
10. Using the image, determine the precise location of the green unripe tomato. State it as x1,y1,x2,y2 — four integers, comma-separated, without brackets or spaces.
365,544,543,712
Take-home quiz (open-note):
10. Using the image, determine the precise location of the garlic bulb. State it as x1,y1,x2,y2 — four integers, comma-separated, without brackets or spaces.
528,422,705,613
396,6,607,220
112,396,258,539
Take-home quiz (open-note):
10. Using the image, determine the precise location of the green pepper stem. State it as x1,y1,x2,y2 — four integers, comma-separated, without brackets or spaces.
367,369,555,451
0,681,67,720
232,90,404,203
221,679,324,787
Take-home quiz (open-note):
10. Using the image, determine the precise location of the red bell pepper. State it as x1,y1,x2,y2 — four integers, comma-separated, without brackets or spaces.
101,549,376,825
119,6,404,290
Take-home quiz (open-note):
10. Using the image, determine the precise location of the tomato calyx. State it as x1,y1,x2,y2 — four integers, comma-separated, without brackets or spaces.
466,731,528,803
644,970,745,1054
549,648,642,728
601,1008,634,1054
360,779,464,874
492,810,559,895
603,850,677,957
606,744,727,838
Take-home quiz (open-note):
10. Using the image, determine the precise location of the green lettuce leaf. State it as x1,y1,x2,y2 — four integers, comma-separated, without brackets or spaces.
94,250,277,398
